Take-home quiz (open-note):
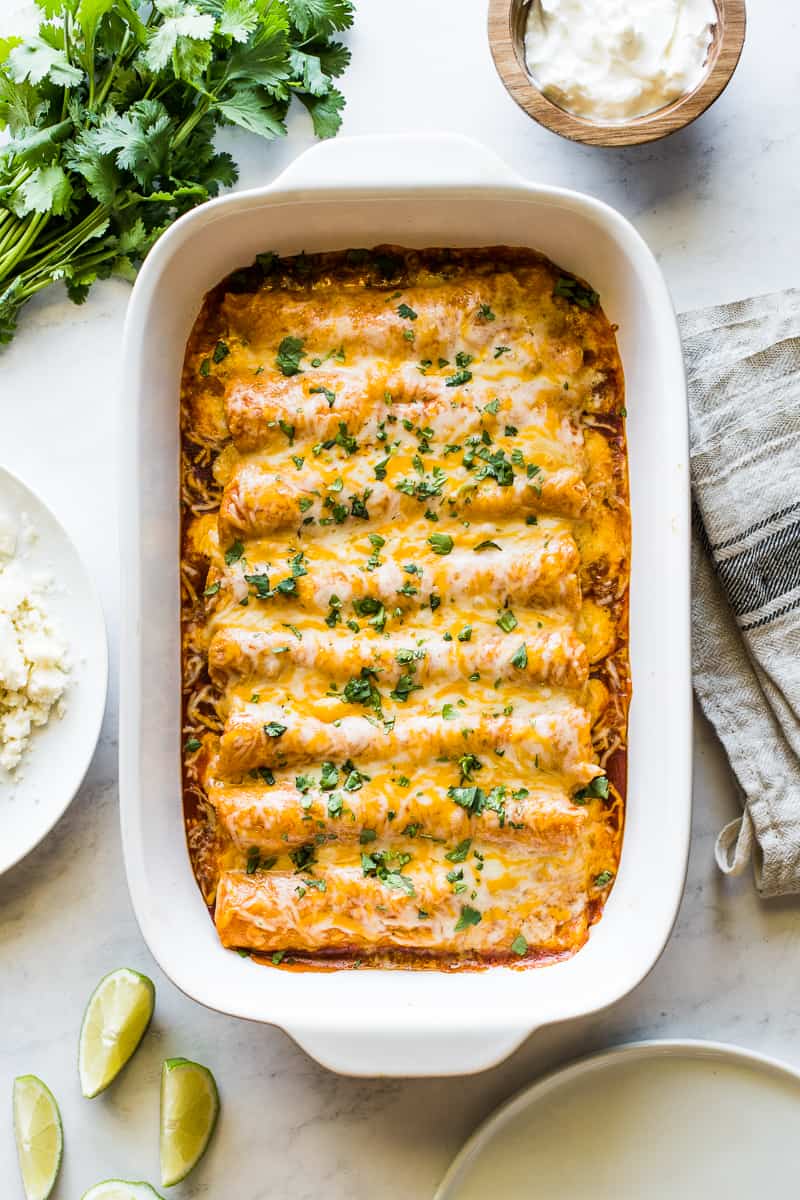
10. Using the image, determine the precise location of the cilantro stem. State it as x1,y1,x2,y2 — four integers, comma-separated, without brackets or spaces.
94,30,132,109
172,98,213,150
0,213,48,281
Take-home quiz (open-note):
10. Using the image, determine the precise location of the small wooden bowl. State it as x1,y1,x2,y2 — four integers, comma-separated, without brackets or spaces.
488,0,746,147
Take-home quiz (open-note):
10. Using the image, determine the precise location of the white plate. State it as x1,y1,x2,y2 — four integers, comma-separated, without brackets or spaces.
435,1039,800,1198
0,466,108,875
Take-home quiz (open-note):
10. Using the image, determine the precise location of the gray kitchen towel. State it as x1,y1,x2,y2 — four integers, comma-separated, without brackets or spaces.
679,292,800,896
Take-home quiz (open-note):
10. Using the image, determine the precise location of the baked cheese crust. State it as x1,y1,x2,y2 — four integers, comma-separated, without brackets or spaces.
180,246,630,969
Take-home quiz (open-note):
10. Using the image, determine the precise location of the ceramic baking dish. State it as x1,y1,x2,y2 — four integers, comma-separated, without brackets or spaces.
119,133,691,1078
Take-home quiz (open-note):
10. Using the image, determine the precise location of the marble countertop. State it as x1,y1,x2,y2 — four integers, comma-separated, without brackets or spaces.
2,1,799,1196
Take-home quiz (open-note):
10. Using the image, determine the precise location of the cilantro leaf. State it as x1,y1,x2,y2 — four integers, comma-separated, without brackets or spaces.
143,1,215,75
7,38,83,87
298,87,346,138
215,88,288,138
454,905,482,932
276,335,305,376
216,0,261,42
285,0,355,38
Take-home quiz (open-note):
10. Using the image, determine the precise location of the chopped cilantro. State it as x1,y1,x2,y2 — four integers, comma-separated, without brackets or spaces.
427,532,454,555
310,386,336,406
574,776,610,803
496,609,518,633
510,643,528,670
264,721,287,738
445,838,472,863
511,933,528,956
390,673,423,703
290,843,316,872
319,761,339,791
454,905,482,932
276,335,304,376
397,303,418,320
553,276,599,310
327,794,343,818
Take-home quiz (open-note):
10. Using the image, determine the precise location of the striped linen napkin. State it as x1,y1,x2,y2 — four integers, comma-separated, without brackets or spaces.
679,292,800,896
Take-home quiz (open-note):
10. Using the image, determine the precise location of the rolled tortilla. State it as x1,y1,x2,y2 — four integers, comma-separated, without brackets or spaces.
208,625,588,691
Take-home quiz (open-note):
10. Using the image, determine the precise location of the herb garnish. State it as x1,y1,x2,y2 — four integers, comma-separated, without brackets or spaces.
454,905,482,932
496,609,518,633
553,276,599,310
276,336,305,376
427,532,454,555
574,776,610,803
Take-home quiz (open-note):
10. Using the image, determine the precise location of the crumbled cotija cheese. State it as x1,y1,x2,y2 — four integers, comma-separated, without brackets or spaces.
0,514,70,773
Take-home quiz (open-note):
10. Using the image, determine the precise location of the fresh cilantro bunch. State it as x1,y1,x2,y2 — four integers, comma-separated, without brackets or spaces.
0,0,354,345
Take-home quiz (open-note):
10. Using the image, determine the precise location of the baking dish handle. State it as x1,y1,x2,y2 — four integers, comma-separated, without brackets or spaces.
271,132,522,193
287,1022,530,1078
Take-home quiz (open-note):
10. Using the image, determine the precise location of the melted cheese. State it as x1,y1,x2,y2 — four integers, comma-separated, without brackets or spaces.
180,246,630,968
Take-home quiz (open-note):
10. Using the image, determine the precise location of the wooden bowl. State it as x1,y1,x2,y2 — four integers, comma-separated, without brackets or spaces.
488,0,746,147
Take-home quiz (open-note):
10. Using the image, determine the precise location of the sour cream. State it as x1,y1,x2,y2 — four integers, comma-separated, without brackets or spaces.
524,0,717,123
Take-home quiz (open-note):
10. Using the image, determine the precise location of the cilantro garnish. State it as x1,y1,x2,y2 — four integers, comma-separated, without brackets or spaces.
427,532,454,555
361,848,415,897
553,276,600,310
343,668,383,714
510,643,528,670
454,905,482,932
496,609,518,633
445,838,472,863
276,336,305,376
397,302,418,320
264,721,287,738
574,776,610,803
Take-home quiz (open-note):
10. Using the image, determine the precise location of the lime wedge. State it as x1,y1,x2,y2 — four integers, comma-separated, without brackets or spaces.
79,968,155,1098
13,1075,63,1200
160,1058,219,1186
82,1184,164,1200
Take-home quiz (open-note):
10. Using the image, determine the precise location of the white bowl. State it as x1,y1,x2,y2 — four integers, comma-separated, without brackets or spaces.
0,465,108,875
119,133,691,1077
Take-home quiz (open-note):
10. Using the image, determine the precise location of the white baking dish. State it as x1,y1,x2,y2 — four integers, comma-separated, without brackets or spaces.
119,133,691,1078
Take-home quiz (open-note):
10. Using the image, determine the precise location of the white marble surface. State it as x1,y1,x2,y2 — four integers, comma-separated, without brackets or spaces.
2,0,799,1195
